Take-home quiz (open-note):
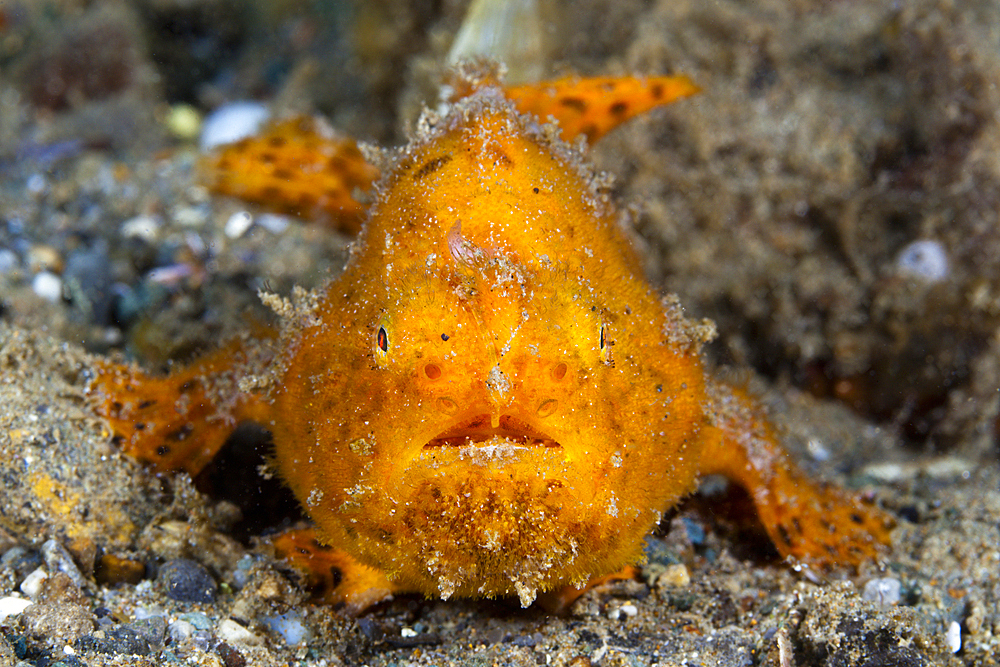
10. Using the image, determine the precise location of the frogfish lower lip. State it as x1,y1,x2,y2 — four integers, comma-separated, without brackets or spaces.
423,414,562,449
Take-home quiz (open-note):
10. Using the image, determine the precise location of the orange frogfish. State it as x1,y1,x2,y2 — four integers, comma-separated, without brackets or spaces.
89,66,892,611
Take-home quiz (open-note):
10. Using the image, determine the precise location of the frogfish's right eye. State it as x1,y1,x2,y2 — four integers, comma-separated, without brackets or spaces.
599,324,613,366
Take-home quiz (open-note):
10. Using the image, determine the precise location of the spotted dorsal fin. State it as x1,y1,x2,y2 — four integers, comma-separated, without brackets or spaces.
505,74,700,144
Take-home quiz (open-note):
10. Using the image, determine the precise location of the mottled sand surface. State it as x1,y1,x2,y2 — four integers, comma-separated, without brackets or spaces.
0,0,998,665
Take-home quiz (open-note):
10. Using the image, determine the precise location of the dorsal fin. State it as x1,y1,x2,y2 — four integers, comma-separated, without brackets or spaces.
505,74,700,144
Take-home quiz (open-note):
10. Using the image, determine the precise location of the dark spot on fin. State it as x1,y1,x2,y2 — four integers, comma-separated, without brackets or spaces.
166,423,194,442
413,155,452,180
558,97,588,112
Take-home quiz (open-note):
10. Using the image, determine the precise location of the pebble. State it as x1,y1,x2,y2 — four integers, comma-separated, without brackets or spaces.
121,215,161,241
95,553,146,586
0,248,18,273
862,578,901,606
32,272,63,303
230,555,255,590
681,517,706,545
19,567,48,598
605,600,639,620
41,540,87,589
173,204,209,227
130,616,167,650
26,173,47,196
1,547,43,580
864,456,974,482
216,641,247,667
167,104,202,141
897,239,949,282
655,563,691,588
510,632,543,647
133,606,165,620
75,625,151,656
167,619,195,643
256,213,290,234
158,559,217,603
217,619,262,647
177,611,212,630
200,101,270,151
0,597,32,620
63,242,114,324
261,612,309,646
945,621,961,653
224,211,254,239
805,437,831,462
27,245,63,273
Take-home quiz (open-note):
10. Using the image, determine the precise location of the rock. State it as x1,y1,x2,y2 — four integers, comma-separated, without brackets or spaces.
21,599,94,643
158,558,217,603
862,578,902,606
41,540,87,589
1,547,43,580
75,625,151,656
215,640,248,667
217,619,262,647
655,564,691,589
130,616,167,650
177,611,212,631
0,597,32,620
94,553,146,586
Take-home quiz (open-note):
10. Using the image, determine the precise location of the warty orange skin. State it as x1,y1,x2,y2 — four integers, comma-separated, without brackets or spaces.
268,88,714,605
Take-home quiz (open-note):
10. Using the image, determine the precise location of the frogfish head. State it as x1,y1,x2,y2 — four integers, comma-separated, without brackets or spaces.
269,87,709,605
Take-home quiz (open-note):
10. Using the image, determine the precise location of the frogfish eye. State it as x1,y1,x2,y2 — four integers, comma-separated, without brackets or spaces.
377,326,388,353
599,324,613,365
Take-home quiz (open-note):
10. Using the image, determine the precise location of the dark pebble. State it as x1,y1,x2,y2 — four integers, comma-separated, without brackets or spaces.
0,547,42,580
159,558,217,603
75,625,151,656
131,616,167,650
63,241,114,325
3,632,28,659
50,658,85,667
642,537,680,567
509,632,544,647
215,641,247,667
681,517,706,545
355,617,385,642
